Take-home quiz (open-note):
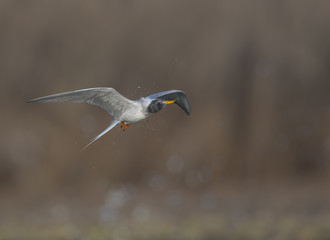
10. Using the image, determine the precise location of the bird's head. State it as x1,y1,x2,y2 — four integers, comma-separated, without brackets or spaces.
147,99,167,113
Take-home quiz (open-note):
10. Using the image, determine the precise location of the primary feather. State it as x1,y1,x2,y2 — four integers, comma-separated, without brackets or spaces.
28,87,134,118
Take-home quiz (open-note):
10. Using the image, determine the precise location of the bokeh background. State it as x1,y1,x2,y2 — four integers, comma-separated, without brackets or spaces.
1,0,330,239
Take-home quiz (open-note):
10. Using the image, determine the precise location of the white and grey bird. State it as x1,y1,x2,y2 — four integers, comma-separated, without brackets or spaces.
28,87,191,149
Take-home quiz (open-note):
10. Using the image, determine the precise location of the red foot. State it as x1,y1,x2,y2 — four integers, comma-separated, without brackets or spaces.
123,124,130,131
120,121,130,131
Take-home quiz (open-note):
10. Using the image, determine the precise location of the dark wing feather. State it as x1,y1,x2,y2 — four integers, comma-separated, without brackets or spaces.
147,90,191,115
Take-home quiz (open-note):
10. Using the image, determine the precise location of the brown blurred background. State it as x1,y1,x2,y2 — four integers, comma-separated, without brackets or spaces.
1,0,330,238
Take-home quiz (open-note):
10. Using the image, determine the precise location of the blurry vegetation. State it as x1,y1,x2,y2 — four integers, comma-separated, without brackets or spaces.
1,215,330,240
1,0,330,238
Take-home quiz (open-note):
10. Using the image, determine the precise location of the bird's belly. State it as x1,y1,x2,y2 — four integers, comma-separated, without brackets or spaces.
119,109,147,123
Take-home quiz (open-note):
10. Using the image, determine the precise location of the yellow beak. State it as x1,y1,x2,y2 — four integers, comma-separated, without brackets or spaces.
163,100,176,104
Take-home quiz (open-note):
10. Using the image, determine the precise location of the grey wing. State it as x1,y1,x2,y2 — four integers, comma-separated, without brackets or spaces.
28,87,134,117
147,90,191,115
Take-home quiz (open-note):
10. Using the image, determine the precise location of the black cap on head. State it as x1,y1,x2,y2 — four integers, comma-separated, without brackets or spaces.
147,100,166,113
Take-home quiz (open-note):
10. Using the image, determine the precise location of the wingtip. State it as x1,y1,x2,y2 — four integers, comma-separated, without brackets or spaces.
26,97,42,103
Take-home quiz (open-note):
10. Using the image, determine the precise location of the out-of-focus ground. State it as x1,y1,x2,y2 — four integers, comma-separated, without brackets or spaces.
1,0,330,239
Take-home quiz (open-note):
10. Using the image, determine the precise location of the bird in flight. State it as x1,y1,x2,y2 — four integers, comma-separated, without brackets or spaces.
28,87,191,149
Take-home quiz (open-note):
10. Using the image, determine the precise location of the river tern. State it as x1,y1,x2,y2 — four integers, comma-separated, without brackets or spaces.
28,87,191,149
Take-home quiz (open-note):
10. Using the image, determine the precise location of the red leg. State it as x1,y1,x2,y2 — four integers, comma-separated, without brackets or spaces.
120,121,125,128
123,124,130,131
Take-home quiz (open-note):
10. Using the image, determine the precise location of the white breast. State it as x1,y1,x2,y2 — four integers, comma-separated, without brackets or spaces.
118,101,149,123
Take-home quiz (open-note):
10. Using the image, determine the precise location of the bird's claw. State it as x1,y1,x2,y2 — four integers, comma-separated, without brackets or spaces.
120,121,130,131
123,124,130,131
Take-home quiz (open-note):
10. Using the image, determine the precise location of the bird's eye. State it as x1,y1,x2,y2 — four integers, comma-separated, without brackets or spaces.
147,100,166,113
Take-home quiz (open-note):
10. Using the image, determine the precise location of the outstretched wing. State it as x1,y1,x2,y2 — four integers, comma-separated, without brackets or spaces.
27,87,134,117
147,90,191,115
